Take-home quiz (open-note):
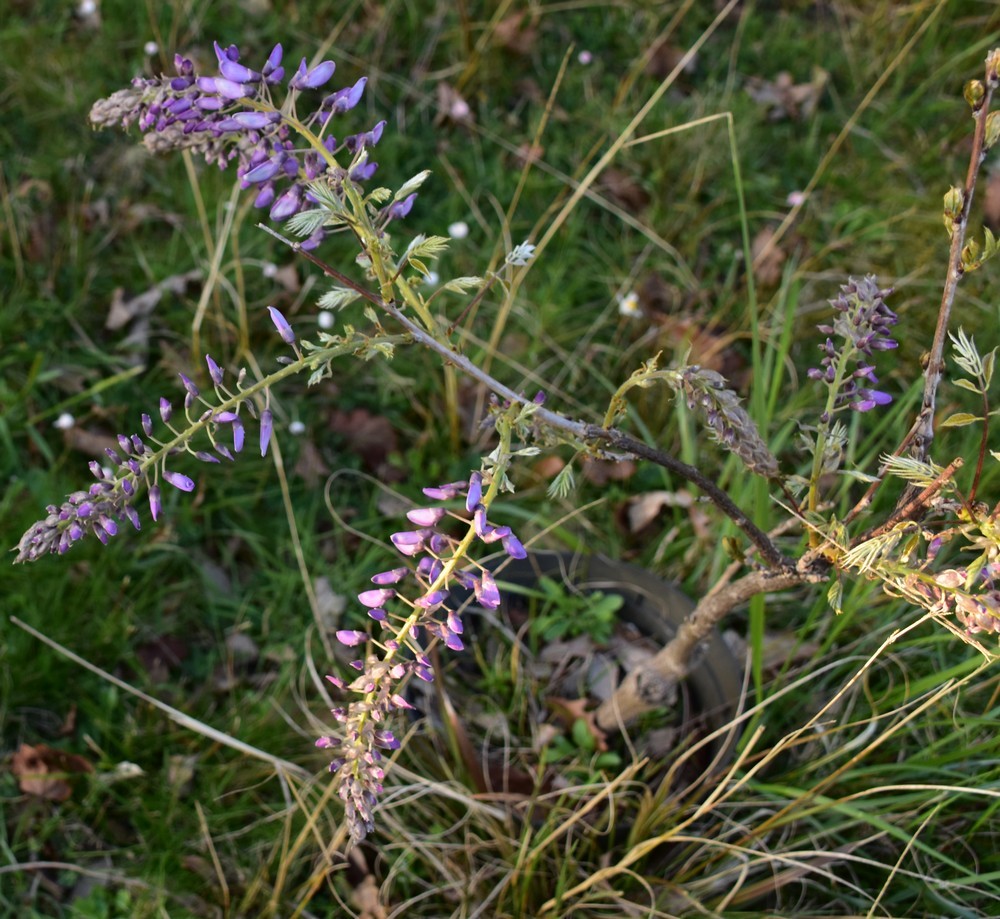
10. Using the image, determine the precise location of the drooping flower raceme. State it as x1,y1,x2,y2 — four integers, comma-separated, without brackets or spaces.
88,41,411,250
14,310,306,563
316,464,528,842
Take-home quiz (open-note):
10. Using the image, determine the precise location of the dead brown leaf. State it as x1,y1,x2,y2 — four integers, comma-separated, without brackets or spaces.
581,456,637,486
645,40,697,81
546,697,609,752
599,168,651,214
11,743,94,801
105,269,201,330
350,874,388,919
751,226,786,287
328,408,398,472
745,68,828,121
135,634,189,684
293,438,330,487
626,489,694,533
494,11,537,56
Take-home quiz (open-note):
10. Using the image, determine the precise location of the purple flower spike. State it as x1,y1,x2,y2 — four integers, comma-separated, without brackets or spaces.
359,588,395,608
260,409,273,456
267,305,296,344
466,472,483,513
163,469,195,492
149,485,162,521
290,58,336,90
406,507,446,527
336,630,368,647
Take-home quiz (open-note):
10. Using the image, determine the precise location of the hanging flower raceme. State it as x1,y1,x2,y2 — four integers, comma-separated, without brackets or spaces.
13,329,292,563
88,42,408,250
316,468,528,841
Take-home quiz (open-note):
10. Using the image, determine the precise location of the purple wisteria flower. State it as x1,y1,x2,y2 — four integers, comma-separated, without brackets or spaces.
88,42,415,250
14,340,283,562
316,468,529,841
808,275,898,415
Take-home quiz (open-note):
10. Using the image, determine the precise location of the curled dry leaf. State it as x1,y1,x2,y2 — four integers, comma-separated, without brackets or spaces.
11,743,94,801
627,489,694,533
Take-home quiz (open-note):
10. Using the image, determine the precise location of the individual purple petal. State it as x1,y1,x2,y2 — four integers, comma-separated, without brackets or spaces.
179,372,200,398
389,693,414,710
387,192,416,220
368,607,388,621
215,442,235,462
473,506,490,539
444,632,464,652
263,43,284,80
259,410,273,456
415,590,448,609
269,186,303,221
267,305,296,344
422,481,466,500
323,76,366,113
213,411,239,423
219,59,260,84
290,58,336,90
358,588,395,608
325,673,345,689
465,472,483,513
124,505,141,531
406,507,446,527
148,485,162,521
254,184,276,209
205,355,225,385
371,567,409,585
391,530,426,556
475,570,501,609
163,469,195,492
244,158,282,183
336,629,368,647
502,532,527,559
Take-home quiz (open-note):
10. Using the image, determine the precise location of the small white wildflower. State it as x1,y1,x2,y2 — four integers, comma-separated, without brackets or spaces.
262,262,278,278
318,311,335,330
143,41,159,56
578,50,593,65
450,98,471,120
786,190,806,207
53,412,75,430
423,270,440,286
289,420,306,436
507,242,536,267
617,290,641,318
448,220,469,240
77,0,97,15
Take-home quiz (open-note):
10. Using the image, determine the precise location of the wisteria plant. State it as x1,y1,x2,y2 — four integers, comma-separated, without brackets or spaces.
14,40,1000,843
